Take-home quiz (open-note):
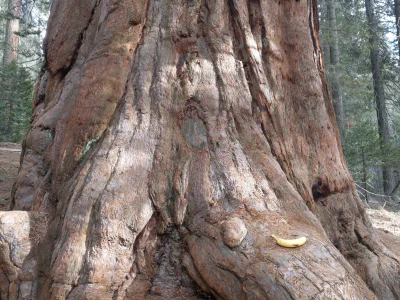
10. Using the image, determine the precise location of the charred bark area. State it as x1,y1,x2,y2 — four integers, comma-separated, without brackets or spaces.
2,0,399,299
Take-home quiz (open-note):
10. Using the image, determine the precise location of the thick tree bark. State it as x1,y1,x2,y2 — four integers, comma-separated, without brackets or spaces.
1,0,399,299
365,0,392,195
2,0,21,66
326,0,344,146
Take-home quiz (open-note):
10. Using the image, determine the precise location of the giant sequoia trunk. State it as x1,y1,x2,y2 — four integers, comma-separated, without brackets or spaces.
2,0,400,299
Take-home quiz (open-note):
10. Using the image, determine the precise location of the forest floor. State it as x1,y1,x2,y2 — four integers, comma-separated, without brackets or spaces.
0,143,399,237
0,142,20,210
366,201,400,236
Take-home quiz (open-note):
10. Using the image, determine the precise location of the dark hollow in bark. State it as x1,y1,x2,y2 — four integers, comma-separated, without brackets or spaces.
2,0,400,299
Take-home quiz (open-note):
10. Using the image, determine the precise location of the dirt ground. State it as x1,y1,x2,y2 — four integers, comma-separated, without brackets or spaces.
0,143,399,236
366,202,400,236
0,142,21,210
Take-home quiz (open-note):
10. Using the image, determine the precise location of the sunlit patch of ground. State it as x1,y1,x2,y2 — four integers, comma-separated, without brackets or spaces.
366,204,400,236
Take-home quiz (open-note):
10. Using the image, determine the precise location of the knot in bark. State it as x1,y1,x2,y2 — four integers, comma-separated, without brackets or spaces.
221,217,247,248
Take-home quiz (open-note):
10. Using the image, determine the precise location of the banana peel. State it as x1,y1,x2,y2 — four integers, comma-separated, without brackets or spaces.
271,234,307,248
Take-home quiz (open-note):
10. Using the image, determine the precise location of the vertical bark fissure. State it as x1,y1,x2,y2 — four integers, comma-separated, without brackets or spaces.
145,0,181,229
199,0,235,117
310,0,346,162
226,0,290,183
51,0,150,182
58,0,101,77
35,1,157,297
105,0,150,160
309,0,327,83
49,159,99,267
73,144,123,276
308,0,319,62
318,0,330,59
88,6,161,295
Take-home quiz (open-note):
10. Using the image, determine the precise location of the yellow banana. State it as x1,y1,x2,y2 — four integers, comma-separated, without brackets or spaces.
271,234,307,248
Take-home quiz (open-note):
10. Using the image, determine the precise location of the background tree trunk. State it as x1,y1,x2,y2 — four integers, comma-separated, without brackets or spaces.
2,0,21,66
326,0,345,146
362,147,370,203
365,0,392,195
1,0,21,141
318,0,330,58
2,0,399,299
395,0,400,64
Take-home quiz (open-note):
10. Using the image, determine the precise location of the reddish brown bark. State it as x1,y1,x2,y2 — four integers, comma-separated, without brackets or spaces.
1,0,399,299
